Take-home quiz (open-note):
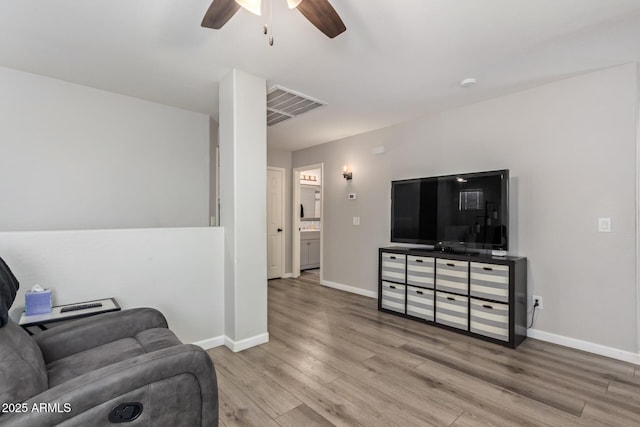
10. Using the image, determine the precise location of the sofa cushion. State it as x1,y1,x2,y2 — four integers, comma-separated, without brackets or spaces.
0,321,48,404
47,327,182,388
0,256,20,328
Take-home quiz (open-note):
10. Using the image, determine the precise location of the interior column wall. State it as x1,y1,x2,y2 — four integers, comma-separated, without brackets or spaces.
219,69,269,351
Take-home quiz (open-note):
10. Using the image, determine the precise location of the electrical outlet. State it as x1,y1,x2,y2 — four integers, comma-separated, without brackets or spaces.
532,295,543,310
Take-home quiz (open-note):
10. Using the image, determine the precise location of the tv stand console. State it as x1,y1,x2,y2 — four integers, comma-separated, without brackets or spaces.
379,247,527,348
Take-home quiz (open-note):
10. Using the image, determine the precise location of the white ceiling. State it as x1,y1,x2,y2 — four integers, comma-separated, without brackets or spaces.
2,0,640,151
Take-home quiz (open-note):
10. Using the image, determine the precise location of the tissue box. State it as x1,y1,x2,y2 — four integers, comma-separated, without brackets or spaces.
25,289,52,316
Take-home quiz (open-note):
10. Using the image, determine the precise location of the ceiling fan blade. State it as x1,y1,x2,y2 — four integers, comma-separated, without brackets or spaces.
296,0,346,38
201,0,241,29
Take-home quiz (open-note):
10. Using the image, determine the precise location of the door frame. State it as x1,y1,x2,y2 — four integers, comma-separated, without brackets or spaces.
292,163,324,281
267,166,286,279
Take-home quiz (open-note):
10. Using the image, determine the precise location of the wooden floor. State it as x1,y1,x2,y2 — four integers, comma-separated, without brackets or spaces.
207,274,640,426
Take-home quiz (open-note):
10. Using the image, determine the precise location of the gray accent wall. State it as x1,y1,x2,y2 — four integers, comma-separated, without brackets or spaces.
291,64,639,352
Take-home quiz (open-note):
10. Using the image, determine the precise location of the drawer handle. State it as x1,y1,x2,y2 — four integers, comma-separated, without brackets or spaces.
483,267,493,271
483,304,493,309
447,297,455,301
446,263,455,267
416,290,424,295
416,259,423,263
389,285,396,289
390,256,396,260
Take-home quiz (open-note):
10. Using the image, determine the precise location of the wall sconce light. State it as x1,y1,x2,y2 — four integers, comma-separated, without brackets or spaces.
342,165,352,180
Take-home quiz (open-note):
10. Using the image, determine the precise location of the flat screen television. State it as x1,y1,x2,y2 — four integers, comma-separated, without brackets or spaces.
391,169,509,250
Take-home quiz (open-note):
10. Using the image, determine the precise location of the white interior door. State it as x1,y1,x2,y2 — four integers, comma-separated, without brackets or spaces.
267,167,285,279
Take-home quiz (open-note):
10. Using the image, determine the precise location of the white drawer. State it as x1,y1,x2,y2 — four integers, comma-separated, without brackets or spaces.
435,259,469,294
380,281,406,314
381,253,406,283
435,291,468,331
406,286,434,321
407,256,435,289
470,262,509,303
470,298,509,342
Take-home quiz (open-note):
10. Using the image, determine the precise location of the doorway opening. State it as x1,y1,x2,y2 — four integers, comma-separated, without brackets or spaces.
293,163,323,281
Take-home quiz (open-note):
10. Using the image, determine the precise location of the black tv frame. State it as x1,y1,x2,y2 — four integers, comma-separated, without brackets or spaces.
390,169,509,251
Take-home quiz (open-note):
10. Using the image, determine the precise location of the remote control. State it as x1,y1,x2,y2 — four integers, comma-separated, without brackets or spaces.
60,302,103,313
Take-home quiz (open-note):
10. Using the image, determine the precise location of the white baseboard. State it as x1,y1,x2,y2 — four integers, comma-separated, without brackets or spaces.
321,279,378,299
193,333,270,352
528,328,640,365
316,280,640,365
282,272,293,278
192,335,225,350
224,332,270,352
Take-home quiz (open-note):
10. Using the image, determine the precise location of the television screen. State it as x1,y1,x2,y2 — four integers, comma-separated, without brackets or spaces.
391,170,508,250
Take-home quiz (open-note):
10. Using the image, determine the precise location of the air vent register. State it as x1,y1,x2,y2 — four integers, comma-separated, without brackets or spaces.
267,85,326,126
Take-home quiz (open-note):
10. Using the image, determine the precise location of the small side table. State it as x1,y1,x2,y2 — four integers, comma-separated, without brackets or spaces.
19,297,121,334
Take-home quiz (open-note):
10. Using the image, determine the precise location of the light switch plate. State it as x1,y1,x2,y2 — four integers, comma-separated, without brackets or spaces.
353,216,360,226
598,217,611,232
348,193,357,200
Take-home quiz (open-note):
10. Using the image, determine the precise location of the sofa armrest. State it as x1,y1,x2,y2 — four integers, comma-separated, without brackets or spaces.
0,344,218,427
34,308,168,363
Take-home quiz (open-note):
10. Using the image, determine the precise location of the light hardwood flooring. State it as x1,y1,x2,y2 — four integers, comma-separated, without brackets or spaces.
207,274,640,426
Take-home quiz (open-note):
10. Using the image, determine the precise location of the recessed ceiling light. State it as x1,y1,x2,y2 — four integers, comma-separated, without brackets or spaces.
460,78,477,88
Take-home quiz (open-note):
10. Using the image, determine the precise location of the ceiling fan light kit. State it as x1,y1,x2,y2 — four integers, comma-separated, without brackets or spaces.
202,0,346,41
287,0,303,8
235,0,262,15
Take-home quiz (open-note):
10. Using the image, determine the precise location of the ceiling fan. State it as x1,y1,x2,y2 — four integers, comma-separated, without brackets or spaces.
201,0,346,39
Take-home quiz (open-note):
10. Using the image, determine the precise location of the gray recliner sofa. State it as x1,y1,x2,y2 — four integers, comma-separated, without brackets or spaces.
0,256,218,426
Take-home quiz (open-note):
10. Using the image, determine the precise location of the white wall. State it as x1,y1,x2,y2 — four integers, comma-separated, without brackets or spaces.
1,227,225,346
0,66,210,231
291,64,639,355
